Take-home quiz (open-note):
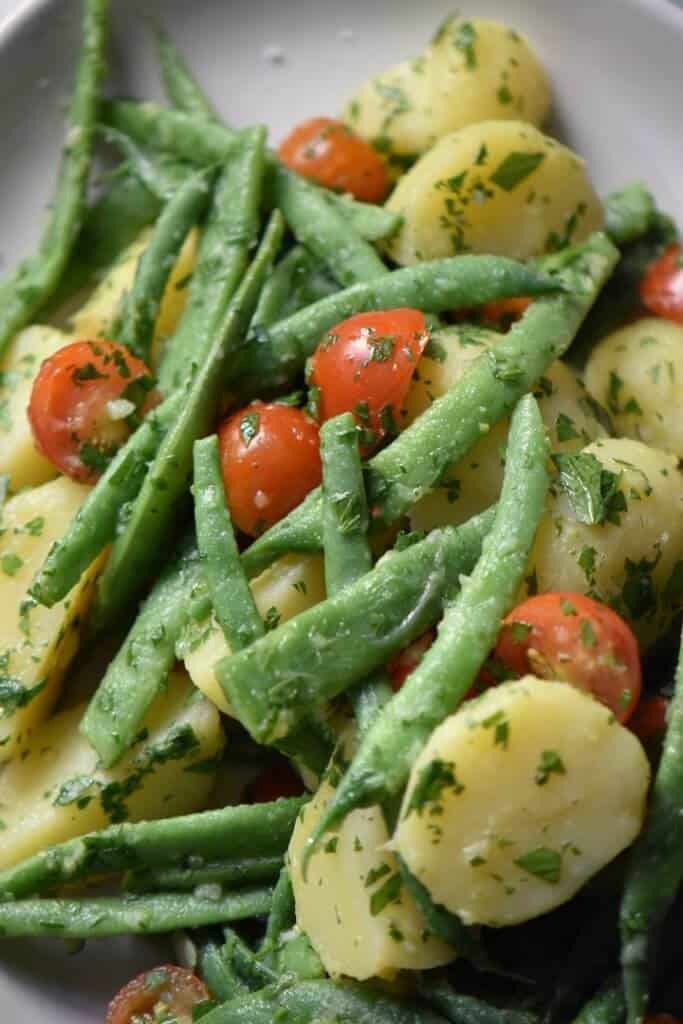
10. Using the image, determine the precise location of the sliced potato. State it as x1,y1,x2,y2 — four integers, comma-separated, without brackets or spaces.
0,670,224,870
345,17,550,161
70,226,198,366
289,728,453,979
403,326,605,530
183,553,326,715
394,677,649,927
526,437,683,647
0,325,74,491
385,120,602,265
584,317,683,457
0,477,104,760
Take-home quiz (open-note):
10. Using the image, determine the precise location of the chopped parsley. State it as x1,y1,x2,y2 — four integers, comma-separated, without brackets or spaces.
534,750,566,786
482,709,510,749
369,871,402,916
0,676,46,719
490,152,545,191
0,552,23,576
453,20,478,69
403,758,464,818
555,413,581,443
553,452,626,526
239,411,260,448
514,846,562,883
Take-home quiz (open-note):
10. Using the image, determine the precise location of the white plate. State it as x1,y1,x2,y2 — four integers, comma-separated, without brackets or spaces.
1,0,682,1017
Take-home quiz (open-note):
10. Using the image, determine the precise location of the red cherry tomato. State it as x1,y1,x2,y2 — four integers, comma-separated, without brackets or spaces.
278,117,390,203
388,630,435,692
218,401,321,537
640,244,683,324
246,758,306,803
308,309,428,444
106,965,208,1024
28,339,157,482
481,296,532,327
629,696,669,746
494,592,642,722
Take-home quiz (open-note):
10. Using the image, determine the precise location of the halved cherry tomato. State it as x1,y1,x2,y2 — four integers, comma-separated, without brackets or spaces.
218,401,321,537
480,296,532,328
28,339,157,482
246,758,306,803
640,244,683,324
278,117,390,203
629,695,669,746
308,309,428,445
494,592,642,722
388,630,435,692
106,965,208,1024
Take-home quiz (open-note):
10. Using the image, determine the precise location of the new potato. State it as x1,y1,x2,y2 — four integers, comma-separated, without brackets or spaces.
394,677,649,927
0,671,223,870
345,17,550,161
385,120,603,264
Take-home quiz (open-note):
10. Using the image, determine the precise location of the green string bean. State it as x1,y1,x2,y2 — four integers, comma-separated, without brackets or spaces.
155,26,218,120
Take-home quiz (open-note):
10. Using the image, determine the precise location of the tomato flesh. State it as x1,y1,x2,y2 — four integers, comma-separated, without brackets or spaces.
246,758,306,802
218,401,322,537
388,630,436,692
308,309,428,445
494,592,642,722
628,695,669,746
278,116,390,203
480,296,532,328
640,244,683,324
28,339,157,482
106,965,208,1024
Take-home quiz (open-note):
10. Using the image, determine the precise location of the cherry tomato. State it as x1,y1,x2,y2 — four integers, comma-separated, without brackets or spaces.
308,309,428,444
640,244,683,324
246,758,306,803
481,296,532,328
218,401,321,537
388,630,435,692
278,116,390,203
28,339,157,482
106,965,208,1024
629,696,669,746
494,593,642,722
645,1016,681,1024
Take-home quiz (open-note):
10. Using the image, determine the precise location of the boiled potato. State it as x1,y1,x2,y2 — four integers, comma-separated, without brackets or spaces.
0,325,73,491
526,438,683,647
0,671,223,869
393,677,649,927
0,477,104,761
403,325,605,531
183,553,326,715
584,317,683,457
70,226,198,365
385,120,603,265
345,16,550,161
289,727,453,979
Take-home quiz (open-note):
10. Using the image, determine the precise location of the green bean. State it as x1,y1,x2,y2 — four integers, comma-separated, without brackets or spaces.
303,394,549,867
278,980,451,1024
102,124,193,201
320,413,391,733
0,797,305,900
0,887,272,939
251,245,336,329
604,183,657,247
420,976,538,1024
155,26,218,120
258,865,295,968
241,232,618,576
268,162,387,286
194,988,281,1024
103,100,402,242
277,931,326,981
620,622,683,1024
90,199,280,632
572,979,625,1024
126,854,283,893
219,508,494,744
233,252,564,402
30,388,183,608
193,435,264,651
113,165,215,361
198,940,247,1003
81,536,207,766
158,126,266,393
0,0,108,356
224,926,276,990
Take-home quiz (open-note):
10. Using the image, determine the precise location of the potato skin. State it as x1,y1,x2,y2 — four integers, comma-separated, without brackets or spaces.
404,325,605,531
525,438,683,647
288,727,454,980
385,120,602,265
394,677,649,927
585,317,683,457
344,17,550,161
